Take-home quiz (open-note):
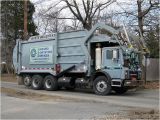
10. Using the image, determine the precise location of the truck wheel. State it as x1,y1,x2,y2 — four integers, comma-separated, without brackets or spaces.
31,75,43,90
23,75,31,87
113,87,128,94
44,75,58,91
93,76,111,95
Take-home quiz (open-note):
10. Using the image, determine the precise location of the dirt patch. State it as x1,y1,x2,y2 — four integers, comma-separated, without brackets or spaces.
138,81,159,90
1,87,82,102
127,109,159,120
94,109,159,120
1,74,17,83
143,81,159,89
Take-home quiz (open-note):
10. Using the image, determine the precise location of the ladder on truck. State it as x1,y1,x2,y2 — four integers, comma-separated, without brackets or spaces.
118,25,150,84
83,22,149,54
117,24,149,55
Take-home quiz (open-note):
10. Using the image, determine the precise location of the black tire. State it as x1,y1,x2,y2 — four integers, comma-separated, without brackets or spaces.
44,75,58,91
93,76,111,95
31,75,43,90
23,75,32,87
113,87,128,94
65,77,76,90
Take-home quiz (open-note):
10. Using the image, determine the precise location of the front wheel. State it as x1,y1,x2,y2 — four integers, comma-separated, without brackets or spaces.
93,76,111,95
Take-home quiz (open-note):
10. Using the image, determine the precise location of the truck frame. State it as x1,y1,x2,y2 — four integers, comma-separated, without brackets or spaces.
13,23,143,95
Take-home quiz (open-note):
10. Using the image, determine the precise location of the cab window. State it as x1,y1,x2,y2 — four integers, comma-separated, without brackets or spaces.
106,50,113,59
106,49,119,59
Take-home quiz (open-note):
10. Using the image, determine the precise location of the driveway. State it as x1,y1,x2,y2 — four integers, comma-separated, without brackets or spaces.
1,81,159,119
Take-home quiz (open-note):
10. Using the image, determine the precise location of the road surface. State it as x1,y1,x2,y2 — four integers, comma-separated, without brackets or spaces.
1,81,159,119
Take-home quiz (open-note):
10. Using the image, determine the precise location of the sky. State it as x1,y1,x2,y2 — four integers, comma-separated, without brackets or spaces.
30,0,137,34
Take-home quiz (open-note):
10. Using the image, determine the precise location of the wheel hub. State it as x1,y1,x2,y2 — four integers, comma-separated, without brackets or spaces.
33,79,39,87
96,81,107,92
100,84,104,88
24,77,30,85
45,79,52,88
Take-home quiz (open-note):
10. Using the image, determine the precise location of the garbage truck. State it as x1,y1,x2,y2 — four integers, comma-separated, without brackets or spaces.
13,23,144,95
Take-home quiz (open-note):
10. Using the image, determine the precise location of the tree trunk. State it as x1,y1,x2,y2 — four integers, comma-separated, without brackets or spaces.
137,0,144,36
82,18,92,30
137,0,145,82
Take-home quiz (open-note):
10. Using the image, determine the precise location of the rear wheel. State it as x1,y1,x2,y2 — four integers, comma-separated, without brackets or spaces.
44,75,58,91
23,75,31,87
113,87,128,94
93,76,111,95
31,75,43,90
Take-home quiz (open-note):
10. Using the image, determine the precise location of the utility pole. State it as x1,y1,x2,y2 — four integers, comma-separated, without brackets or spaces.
24,0,28,40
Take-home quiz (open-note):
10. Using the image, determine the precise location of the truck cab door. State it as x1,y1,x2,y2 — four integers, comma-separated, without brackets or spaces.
102,47,122,79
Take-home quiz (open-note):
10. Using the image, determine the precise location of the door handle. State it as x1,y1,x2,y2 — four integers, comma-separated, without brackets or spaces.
103,66,111,69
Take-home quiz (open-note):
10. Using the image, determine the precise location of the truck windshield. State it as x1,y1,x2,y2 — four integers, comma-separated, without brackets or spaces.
123,52,140,70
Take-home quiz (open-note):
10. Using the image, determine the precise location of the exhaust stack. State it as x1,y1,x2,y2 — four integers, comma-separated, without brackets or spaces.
95,43,102,70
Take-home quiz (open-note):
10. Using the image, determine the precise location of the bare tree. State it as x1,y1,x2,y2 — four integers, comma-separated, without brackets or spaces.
34,0,116,32
100,0,159,82
137,0,159,36
114,0,159,36
35,7,66,34
63,0,116,30
63,16,82,31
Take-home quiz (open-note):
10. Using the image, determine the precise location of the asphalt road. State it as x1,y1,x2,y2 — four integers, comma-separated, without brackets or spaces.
2,94,128,119
1,81,159,119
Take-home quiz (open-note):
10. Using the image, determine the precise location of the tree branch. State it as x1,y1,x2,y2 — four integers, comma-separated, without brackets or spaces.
82,0,87,14
142,0,159,17
73,0,84,23
63,0,80,21
89,0,94,16
91,0,114,18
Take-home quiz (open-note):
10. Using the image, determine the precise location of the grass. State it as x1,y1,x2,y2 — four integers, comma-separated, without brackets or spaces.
1,74,17,82
93,109,159,120
1,87,64,101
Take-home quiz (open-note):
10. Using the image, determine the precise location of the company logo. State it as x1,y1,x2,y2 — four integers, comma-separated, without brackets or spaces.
31,48,37,57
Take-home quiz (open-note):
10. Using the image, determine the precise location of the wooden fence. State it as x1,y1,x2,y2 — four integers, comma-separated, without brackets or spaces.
146,58,159,81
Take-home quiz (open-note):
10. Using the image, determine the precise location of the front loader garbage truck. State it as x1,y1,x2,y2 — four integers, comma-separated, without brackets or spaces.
13,23,143,95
